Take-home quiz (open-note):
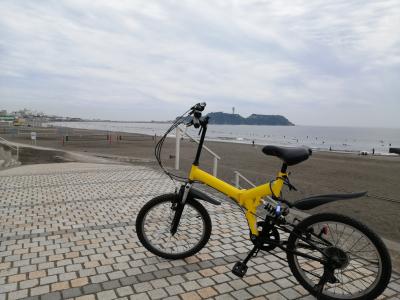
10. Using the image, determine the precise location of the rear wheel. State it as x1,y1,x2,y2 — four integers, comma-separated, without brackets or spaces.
287,213,391,300
136,193,212,259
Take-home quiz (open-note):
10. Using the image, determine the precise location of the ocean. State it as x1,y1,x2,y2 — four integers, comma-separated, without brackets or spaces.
48,121,400,154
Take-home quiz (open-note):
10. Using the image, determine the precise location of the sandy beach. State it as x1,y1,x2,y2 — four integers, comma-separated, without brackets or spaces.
2,127,400,244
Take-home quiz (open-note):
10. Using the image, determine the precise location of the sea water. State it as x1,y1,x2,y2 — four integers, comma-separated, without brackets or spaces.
49,122,400,154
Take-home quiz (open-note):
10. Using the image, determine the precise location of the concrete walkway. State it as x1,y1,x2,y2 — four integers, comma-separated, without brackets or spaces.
0,163,399,300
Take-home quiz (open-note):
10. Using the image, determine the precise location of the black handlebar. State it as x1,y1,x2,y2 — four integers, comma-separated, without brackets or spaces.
188,102,207,128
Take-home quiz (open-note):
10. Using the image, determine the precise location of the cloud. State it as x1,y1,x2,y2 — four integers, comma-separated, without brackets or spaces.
0,0,399,127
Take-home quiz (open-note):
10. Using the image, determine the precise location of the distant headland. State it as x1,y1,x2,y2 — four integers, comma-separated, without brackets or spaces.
205,112,294,126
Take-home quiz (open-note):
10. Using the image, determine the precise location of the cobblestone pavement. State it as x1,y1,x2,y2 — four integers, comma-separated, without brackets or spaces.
1,163,399,300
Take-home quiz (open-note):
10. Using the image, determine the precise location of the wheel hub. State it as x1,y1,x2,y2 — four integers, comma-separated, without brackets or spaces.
323,246,349,269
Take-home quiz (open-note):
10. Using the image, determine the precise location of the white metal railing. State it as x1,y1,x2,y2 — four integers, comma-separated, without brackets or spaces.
234,170,256,188
0,136,19,161
175,126,221,176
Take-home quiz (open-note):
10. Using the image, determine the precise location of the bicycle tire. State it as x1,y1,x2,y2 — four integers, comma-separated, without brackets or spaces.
287,213,392,300
136,193,212,259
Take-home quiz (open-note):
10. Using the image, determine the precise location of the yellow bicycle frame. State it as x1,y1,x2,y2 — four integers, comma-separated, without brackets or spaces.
189,165,287,236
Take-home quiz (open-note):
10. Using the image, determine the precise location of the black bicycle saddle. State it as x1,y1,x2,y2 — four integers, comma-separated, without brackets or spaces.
262,145,312,166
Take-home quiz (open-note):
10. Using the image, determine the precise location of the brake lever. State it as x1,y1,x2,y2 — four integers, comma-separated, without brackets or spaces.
198,126,203,136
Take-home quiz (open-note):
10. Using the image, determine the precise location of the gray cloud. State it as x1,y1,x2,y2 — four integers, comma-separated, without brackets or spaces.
0,0,399,127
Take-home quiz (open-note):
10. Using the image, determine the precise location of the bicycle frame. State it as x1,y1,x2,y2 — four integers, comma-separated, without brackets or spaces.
187,120,287,236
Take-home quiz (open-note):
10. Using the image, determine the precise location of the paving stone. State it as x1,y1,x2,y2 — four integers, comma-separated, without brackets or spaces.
213,273,231,283
116,286,134,297
198,261,214,269
214,283,234,294
266,292,286,300
270,269,287,279
41,291,62,300
153,269,171,278
29,271,46,280
197,287,218,298
76,295,96,300
230,289,253,300
19,279,39,289
62,287,82,299
59,272,77,281
215,294,236,300
90,274,108,283
165,284,185,296
125,267,141,276
229,279,248,290
96,290,117,300
150,278,169,288
169,266,187,275
30,285,50,296
97,265,113,274
276,278,294,288
256,272,274,282
185,264,201,272
71,277,89,287
82,283,102,294
137,272,156,282
148,288,168,299
79,268,96,277
129,293,150,300
261,281,281,293
7,289,28,300
180,291,202,300
119,275,138,286
40,275,58,285
164,296,180,300
8,274,26,283
182,280,202,292
197,277,215,287
133,282,153,293
102,279,121,290
184,272,202,281
22,297,39,300
166,275,185,285
280,287,302,300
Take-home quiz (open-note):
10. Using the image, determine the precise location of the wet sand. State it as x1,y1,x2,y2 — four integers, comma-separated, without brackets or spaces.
2,128,400,244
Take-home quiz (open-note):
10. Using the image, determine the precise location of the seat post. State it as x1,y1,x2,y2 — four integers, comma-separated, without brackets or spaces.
281,163,288,173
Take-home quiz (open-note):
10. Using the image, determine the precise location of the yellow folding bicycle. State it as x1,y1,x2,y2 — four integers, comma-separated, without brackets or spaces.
136,103,391,300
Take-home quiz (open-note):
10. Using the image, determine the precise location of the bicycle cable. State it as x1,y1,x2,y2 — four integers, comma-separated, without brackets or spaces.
155,108,192,184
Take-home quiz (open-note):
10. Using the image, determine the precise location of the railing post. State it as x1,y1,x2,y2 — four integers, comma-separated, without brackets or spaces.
16,146,19,161
175,127,180,170
234,171,240,188
213,156,218,177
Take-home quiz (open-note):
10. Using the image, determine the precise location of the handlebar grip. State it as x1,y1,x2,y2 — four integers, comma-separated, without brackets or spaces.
191,102,206,112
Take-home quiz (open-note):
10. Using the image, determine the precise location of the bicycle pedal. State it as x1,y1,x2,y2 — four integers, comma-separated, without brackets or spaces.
232,262,248,278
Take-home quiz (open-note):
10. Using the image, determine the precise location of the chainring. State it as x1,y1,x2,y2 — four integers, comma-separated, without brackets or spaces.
254,221,280,251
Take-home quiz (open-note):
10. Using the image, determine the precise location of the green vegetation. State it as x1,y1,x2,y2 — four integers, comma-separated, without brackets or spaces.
206,112,294,126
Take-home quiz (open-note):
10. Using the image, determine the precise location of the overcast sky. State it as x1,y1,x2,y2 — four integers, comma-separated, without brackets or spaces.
0,1,399,127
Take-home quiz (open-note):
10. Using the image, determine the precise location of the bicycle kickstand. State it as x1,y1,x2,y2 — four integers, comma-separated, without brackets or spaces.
232,245,260,278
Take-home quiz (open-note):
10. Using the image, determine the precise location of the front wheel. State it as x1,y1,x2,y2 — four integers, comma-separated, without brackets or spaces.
287,213,391,300
136,193,212,259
